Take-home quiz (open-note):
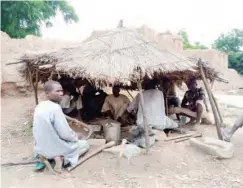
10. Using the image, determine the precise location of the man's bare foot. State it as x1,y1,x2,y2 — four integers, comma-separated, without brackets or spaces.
54,157,64,174
201,118,213,125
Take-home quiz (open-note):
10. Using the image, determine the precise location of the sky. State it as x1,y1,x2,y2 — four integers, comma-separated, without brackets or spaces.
41,0,243,48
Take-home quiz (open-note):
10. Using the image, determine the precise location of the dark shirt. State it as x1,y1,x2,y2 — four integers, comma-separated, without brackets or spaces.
181,87,205,111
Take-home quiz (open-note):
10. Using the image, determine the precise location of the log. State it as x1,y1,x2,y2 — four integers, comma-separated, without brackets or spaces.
165,132,195,141
137,82,149,154
68,141,116,172
198,60,223,140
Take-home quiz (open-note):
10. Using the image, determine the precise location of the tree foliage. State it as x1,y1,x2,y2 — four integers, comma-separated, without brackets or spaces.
1,0,79,38
213,29,243,75
178,29,208,50
212,29,243,53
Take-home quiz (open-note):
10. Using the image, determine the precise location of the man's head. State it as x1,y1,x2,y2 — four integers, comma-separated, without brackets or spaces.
144,80,157,90
187,77,197,90
112,85,120,97
44,80,63,103
163,78,171,90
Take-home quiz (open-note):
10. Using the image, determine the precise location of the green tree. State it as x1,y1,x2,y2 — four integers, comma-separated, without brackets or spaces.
178,29,208,50
212,29,243,74
1,0,79,38
212,29,243,53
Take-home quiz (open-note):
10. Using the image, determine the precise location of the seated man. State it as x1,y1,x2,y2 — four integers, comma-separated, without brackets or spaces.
160,78,181,120
82,84,107,121
169,78,212,128
33,81,89,173
101,85,130,124
127,80,178,131
222,114,243,142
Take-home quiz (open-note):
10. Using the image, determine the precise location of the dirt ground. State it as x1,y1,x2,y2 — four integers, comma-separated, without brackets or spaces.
1,92,243,188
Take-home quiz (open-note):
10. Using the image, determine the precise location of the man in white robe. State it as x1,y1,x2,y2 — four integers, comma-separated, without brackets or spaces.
127,80,178,130
33,80,89,172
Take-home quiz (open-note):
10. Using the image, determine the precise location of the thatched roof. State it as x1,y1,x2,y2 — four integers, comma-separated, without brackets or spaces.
13,26,225,88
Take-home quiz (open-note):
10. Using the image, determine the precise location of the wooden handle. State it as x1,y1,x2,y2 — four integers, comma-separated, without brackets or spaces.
65,115,93,140
175,133,202,143
68,141,116,172
165,133,195,141
119,139,127,158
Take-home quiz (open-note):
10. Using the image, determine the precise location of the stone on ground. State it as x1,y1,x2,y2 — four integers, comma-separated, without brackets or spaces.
123,144,141,159
189,137,235,159
103,144,141,159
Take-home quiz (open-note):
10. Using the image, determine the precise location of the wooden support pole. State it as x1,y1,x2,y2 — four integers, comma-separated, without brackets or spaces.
211,94,223,124
137,82,149,154
165,96,169,116
34,70,39,105
198,61,223,140
27,65,38,105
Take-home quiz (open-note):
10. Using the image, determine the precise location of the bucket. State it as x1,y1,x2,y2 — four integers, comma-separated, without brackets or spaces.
102,119,121,145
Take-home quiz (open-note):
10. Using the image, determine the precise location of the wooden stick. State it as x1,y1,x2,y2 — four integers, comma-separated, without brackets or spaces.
211,94,223,124
165,132,195,141
1,161,37,167
126,89,134,99
116,139,127,167
198,60,223,140
175,133,202,143
65,115,93,140
6,61,26,65
165,96,169,116
119,139,127,158
27,65,38,105
137,82,149,154
68,141,116,172
34,69,39,105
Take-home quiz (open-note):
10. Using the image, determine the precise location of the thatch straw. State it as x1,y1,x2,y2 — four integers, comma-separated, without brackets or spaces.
14,27,225,88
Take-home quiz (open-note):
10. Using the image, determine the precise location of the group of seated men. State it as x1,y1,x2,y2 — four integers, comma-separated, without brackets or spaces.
58,77,108,121
59,76,213,129
33,77,213,173
33,79,242,173
96,78,212,134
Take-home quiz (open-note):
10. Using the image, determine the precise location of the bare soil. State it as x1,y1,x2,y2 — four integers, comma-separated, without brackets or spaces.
1,93,243,188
